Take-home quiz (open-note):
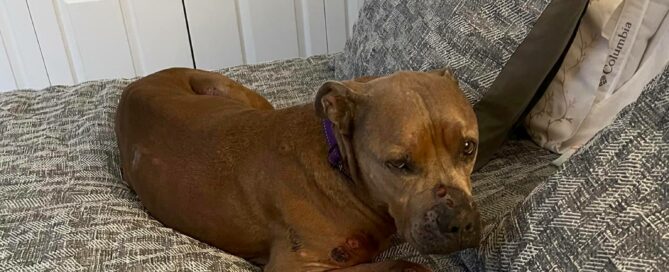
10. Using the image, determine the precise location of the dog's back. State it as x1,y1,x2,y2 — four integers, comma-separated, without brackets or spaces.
115,68,278,257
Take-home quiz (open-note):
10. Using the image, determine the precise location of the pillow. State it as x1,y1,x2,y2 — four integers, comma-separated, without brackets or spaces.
334,0,588,169
523,0,669,164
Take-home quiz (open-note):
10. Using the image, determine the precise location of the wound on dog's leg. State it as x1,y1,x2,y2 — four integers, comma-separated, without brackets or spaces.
330,246,350,263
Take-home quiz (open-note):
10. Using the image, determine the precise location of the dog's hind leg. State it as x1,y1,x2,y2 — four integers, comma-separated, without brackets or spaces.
187,70,274,110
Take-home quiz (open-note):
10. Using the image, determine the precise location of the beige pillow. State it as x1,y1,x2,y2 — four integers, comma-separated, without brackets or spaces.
524,0,669,163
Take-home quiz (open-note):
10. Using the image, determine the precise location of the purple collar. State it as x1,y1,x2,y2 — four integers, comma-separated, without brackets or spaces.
322,119,351,179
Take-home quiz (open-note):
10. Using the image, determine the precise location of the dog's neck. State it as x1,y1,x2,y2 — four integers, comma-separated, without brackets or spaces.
277,103,395,230
322,119,352,180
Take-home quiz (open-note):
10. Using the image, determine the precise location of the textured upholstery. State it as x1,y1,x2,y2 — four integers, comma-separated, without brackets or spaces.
334,0,551,104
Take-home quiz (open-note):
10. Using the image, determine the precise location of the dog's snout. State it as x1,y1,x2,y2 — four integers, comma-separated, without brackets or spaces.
437,210,478,236
410,186,481,254
434,187,480,245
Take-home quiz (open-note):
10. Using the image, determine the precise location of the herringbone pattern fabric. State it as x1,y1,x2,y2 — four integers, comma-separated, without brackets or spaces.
475,65,669,271
217,55,336,109
334,0,551,104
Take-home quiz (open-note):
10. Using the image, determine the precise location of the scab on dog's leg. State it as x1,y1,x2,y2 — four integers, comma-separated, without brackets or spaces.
332,260,432,272
263,238,341,272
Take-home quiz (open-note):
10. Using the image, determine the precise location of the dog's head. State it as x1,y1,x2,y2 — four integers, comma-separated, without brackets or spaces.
315,69,480,254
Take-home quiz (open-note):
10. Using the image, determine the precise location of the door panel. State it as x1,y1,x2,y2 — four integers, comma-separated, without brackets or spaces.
237,0,300,64
0,0,360,91
295,0,327,57
0,34,16,92
30,0,193,83
0,0,50,89
121,0,193,75
346,0,363,38
27,0,75,86
184,0,244,70
324,0,347,53
53,0,136,81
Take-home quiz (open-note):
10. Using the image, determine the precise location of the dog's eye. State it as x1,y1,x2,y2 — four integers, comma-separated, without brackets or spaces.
463,140,477,156
386,157,411,171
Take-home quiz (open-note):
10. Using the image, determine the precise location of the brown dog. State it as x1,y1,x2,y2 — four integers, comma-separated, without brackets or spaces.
115,67,481,271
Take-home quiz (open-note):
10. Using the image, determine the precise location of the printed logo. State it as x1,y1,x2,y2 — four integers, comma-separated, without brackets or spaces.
599,75,607,87
600,22,632,87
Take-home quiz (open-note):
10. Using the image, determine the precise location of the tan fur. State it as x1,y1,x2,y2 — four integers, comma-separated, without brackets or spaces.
115,67,478,272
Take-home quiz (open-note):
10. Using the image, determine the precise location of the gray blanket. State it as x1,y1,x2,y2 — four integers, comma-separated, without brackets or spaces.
474,65,669,271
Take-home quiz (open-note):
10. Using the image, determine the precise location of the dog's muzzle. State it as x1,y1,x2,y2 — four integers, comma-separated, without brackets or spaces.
410,186,481,254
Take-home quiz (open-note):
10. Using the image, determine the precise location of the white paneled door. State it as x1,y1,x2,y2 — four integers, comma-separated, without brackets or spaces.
0,0,363,92
121,0,194,76
0,31,14,91
0,0,50,90
28,0,193,84
183,0,245,70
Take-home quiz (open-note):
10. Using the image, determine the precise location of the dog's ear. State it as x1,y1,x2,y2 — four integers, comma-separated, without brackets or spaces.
314,81,363,135
428,67,459,86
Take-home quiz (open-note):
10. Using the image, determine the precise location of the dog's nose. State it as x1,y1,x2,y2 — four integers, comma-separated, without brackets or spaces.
434,186,481,247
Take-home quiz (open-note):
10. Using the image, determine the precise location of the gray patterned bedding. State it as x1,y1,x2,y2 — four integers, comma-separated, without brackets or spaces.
476,66,669,271
1,0,667,270
3,53,665,271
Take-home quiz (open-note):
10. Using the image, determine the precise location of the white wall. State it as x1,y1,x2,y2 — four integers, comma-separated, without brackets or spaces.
0,0,364,92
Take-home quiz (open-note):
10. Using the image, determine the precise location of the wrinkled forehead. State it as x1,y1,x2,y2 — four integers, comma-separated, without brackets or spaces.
360,73,478,143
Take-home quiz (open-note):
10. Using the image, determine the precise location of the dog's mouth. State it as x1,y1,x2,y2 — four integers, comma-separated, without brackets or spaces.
405,204,482,254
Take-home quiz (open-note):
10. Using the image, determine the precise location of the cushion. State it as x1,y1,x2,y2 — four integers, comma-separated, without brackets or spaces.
524,0,669,162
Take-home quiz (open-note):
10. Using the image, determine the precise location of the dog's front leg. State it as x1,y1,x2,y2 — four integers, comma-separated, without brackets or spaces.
262,241,431,272
332,260,432,272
